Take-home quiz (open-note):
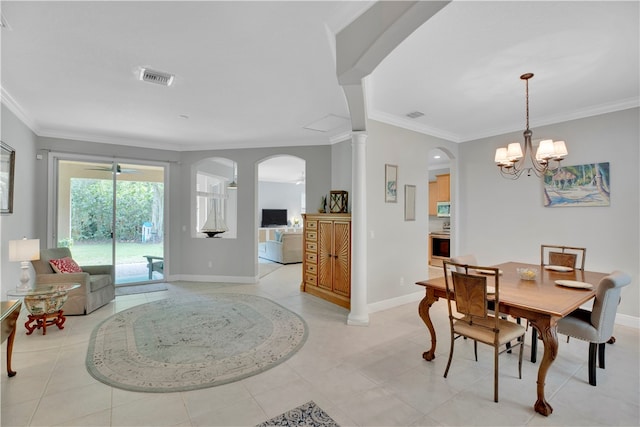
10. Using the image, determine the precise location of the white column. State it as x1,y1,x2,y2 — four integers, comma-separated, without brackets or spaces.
348,131,369,326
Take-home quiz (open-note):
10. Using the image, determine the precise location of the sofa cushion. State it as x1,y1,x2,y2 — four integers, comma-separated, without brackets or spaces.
49,257,83,274
275,230,283,242
89,274,113,292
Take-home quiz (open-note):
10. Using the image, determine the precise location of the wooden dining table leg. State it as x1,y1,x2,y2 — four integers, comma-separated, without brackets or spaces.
418,288,439,361
529,316,558,416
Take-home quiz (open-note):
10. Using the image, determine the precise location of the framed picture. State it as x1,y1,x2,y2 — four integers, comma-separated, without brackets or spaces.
404,185,416,221
0,142,15,214
385,164,398,203
543,162,610,207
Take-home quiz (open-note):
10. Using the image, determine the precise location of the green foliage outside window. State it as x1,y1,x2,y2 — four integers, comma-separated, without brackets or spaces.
70,179,163,242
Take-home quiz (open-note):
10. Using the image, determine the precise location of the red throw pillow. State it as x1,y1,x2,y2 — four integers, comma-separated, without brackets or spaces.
49,257,83,274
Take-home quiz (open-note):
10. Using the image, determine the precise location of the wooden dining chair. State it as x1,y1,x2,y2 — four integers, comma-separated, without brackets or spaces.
556,271,631,386
527,245,587,363
442,260,526,402
450,254,478,272
531,245,588,362
541,244,586,270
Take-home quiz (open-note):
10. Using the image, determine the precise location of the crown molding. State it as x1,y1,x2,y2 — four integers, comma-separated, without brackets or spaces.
367,108,462,143
455,97,640,143
367,97,640,144
0,87,39,134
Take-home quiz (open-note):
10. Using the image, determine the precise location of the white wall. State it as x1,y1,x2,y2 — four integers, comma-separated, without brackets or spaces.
176,146,331,281
458,108,639,320
365,119,458,305
1,105,39,299
331,140,352,211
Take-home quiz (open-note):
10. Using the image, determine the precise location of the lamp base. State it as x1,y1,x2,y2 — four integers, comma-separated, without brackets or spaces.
17,261,33,292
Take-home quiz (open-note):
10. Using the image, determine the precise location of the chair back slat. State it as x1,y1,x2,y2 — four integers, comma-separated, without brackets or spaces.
541,244,586,270
452,272,488,319
549,252,577,268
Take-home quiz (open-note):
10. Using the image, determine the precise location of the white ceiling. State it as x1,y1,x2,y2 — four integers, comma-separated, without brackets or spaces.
1,1,638,177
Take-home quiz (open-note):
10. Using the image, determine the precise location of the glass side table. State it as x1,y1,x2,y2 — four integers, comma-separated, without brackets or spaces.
7,283,80,335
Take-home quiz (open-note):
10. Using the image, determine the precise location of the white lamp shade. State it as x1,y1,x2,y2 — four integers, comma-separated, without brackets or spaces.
494,147,510,165
553,140,568,157
536,139,555,160
507,142,523,160
8,238,40,262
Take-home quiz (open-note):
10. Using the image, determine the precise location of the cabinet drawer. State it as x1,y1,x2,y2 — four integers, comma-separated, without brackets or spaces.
305,231,317,241
305,263,317,274
306,220,317,230
305,273,317,286
306,252,317,263
306,242,317,252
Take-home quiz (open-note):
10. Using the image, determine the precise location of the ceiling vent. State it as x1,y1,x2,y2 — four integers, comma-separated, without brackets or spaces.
406,111,424,119
139,68,175,87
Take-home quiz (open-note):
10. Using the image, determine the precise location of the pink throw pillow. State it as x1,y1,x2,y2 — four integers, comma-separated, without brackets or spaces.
49,257,83,274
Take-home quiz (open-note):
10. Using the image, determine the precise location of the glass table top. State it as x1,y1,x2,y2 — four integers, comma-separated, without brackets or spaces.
7,283,80,297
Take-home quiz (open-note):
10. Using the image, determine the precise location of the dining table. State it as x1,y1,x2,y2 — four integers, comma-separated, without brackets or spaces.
415,261,608,416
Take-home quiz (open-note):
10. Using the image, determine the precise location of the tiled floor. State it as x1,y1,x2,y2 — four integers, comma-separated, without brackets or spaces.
2,264,639,426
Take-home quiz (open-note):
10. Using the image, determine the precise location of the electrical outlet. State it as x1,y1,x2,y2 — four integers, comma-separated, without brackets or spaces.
208,261,213,268
400,276,405,286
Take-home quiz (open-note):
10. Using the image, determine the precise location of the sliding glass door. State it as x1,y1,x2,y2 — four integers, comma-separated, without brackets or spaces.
54,158,165,285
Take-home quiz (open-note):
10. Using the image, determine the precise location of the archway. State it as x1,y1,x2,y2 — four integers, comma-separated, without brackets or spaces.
256,155,306,267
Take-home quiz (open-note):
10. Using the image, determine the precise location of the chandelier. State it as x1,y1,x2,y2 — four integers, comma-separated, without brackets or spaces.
494,73,568,179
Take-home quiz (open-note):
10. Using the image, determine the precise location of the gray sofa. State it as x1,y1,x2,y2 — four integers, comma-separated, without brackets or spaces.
31,247,115,315
259,231,302,264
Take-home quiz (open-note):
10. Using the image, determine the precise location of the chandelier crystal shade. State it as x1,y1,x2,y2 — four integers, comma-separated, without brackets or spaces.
495,73,568,179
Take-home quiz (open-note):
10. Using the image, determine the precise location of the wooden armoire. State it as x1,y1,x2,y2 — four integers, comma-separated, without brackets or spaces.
301,213,351,309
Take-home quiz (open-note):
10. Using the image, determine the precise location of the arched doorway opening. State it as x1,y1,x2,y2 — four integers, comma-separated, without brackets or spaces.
256,155,306,269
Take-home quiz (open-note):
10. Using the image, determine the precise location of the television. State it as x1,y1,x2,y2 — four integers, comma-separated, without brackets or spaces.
261,209,288,227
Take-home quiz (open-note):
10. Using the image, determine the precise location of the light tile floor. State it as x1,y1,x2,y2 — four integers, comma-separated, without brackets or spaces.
2,264,639,426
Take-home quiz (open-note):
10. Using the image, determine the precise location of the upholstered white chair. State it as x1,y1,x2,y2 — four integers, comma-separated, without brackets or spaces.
556,270,631,386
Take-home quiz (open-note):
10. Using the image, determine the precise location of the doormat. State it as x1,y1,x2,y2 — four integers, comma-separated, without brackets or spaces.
115,282,168,296
256,401,340,427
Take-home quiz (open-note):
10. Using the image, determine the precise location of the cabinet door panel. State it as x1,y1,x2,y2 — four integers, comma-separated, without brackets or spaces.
317,220,333,291
332,221,351,297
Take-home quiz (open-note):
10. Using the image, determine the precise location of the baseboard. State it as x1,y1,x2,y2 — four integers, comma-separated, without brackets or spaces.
367,290,424,314
167,274,257,284
615,313,640,329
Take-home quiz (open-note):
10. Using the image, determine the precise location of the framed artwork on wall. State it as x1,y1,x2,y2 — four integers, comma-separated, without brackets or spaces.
0,141,15,214
543,162,610,207
404,185,416,221
385,164,398,203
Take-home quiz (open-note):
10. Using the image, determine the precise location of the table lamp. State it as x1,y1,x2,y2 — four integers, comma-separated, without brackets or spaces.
9,237,40,291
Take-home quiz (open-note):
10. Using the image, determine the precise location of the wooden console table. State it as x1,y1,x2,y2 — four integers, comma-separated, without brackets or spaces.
1,300,22,376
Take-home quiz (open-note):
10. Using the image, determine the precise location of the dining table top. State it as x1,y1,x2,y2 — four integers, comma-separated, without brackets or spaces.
416,261,609,318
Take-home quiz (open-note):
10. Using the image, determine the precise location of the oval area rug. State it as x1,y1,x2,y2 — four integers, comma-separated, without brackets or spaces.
86,293,307,392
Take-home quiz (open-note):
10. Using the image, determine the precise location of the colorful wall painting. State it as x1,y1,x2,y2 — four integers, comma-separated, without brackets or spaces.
543,162,610,207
